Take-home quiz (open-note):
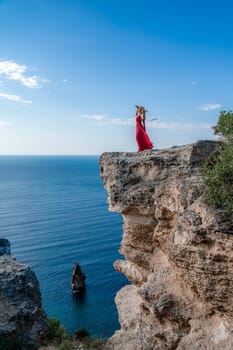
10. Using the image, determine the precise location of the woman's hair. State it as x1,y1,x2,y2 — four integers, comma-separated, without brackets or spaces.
135,105,148,114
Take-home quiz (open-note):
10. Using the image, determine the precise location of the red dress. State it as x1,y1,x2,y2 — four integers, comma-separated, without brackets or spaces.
136,115,153,152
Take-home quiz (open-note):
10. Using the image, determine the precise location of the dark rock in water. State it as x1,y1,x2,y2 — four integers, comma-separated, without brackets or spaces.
0,238,11,255
71,262,86,294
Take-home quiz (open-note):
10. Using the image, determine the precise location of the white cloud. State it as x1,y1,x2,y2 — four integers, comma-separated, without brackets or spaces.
80,114,211,130
80,114,134,125
199,104,221,111
0,60,46,88
0,121,12,127
80,114,106,121
100,118,134,126
147,121,211,130
0,92,31,104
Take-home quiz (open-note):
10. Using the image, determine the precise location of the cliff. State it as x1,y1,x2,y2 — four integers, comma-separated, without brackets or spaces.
0,239,47,350
100,140,233,350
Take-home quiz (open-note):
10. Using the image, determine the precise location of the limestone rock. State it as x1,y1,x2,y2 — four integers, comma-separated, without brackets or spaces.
100,141,233,350
0,242,47,349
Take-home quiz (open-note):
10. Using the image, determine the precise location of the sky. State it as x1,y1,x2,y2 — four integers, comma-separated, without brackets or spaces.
0,0,233,155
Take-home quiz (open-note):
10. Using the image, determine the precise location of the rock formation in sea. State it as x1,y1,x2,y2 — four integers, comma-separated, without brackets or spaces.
71,261,86,294
0,239,11,255
100,140,233,350
0,239,48,350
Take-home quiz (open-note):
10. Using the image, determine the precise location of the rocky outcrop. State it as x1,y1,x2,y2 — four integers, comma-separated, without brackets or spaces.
0,239,11,255
100,140,233,350
0,240,47,349
71,261,86,294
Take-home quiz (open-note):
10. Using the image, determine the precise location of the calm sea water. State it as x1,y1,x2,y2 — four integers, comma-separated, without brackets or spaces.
0,156,127,338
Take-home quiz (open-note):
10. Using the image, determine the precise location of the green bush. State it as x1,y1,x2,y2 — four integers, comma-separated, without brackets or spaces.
83,338,105,349
0,336,21,350
213,110,233,141
42,319,105,349
58,338,75,350
75,328,90,340
44,318,68,345
204,110,233,213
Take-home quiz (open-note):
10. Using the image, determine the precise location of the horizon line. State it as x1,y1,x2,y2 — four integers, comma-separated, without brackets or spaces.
0,154,101,157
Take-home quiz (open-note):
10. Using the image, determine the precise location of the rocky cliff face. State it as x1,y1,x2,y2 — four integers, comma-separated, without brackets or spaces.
0,239,47,349
100,141,233,350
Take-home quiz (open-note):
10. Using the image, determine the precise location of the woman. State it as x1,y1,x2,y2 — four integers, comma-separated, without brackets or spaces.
135,105,153,152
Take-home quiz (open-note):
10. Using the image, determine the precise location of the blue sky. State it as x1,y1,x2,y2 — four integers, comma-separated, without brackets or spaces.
0,0,232,154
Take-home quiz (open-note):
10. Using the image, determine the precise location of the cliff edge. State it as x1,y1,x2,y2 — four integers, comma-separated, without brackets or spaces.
100,140,233,350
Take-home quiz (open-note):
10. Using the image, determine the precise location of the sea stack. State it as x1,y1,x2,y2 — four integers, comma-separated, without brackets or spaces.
0,238,11,255
71,261,86,294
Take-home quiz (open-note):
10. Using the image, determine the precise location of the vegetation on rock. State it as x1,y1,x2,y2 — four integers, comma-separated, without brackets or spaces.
0,336,21,350
40,318,105,350
204,110,233,214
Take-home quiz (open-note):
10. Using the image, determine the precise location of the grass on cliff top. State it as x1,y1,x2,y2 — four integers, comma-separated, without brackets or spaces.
204,110,233,215
40,318,105,350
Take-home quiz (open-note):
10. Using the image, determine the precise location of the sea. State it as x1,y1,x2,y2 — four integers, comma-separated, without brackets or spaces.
0,156,128,338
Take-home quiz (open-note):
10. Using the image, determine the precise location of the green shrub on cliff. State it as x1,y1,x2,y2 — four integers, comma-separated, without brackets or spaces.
212,110,233,141
0,336,21,350
41,319,105,349
45,318,68,344
204,110,233,213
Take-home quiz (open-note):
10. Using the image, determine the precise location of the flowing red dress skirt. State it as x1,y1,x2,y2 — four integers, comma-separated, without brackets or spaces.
136,115,153,151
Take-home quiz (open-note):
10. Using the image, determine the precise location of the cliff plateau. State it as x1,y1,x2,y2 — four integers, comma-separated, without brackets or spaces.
100,141,233,350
